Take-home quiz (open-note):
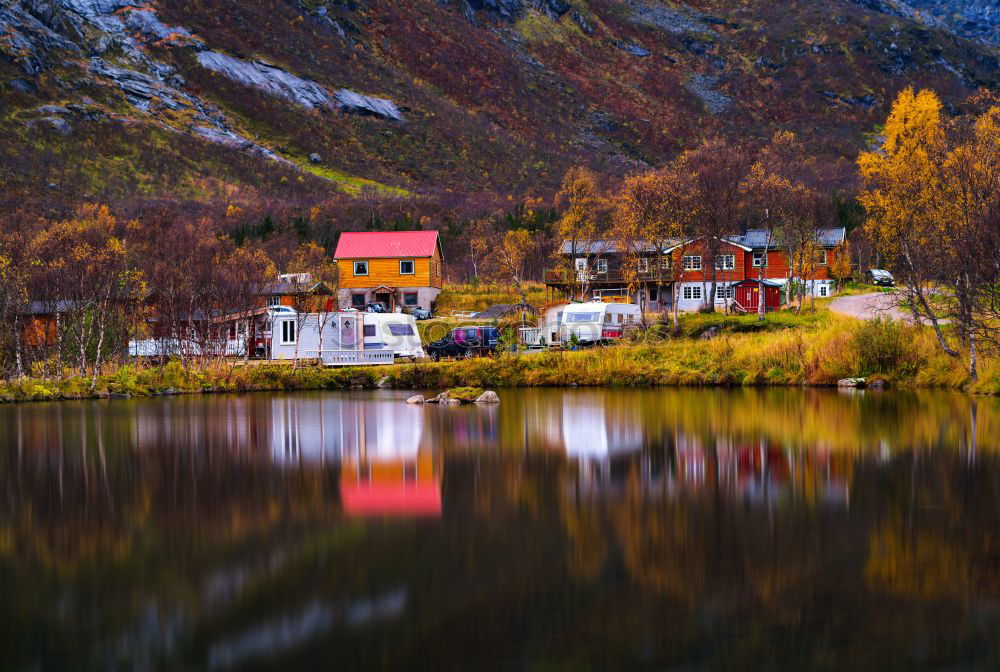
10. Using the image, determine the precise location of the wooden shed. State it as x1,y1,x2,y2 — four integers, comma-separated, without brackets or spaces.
733,279,782,313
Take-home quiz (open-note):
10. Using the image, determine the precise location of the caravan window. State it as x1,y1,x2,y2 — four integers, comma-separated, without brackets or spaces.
363,324,376,337
567,312,601,323
279,320,296,345
389,324,415,336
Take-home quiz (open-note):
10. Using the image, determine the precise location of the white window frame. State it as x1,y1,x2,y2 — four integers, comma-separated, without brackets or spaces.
353,260,369,276
715,254,735,271
817,250,828,266
279,319,296,345
596,258,608,274
819,285,829,297
752,252,768,268
683,255,702,271
574,257,587,272
267,295,282,307
683,286,703,300
716,285,735,299
399,259,415,275
637,257,649,273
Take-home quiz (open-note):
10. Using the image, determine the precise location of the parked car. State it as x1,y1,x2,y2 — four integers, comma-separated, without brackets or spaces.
866,269,895,287
427,326,501,361
410,307,432,320
365,302,388,313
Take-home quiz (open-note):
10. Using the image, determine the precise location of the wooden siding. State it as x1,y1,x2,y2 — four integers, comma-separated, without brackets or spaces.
667,241,750,284
337,250,442,289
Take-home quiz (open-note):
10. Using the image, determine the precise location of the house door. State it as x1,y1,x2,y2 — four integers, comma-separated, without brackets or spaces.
374,291,393,311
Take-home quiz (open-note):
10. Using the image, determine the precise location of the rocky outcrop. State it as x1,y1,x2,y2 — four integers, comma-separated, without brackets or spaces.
686,74,731,114
197,51,331,109
629,0,706,35
853,0,1000,45
453,0,571,23
335,89,405,121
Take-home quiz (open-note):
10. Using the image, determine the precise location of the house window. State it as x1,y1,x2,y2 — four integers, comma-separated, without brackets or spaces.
716,286,735,299
596,259,608,274
683,255,702,271
683,286,703,300
279,320,296,345
403,292,418,306
649,286,659,302
637,258,649,273
351,293,366,308
753,252,768,268
399,259,415,275
817,250,828,265
819,285,829,297
363,324,376,337
229,324,237,340
575,258,587,272
353,261,369,276
267,295,282,307
715,254,735,271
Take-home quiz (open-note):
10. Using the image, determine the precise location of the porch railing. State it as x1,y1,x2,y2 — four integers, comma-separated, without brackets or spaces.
543,269,674,285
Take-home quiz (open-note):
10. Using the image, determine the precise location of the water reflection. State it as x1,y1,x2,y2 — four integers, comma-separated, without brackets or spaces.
0,389,998,669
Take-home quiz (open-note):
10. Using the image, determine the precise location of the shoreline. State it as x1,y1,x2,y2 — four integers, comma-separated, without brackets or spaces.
2,316,994,403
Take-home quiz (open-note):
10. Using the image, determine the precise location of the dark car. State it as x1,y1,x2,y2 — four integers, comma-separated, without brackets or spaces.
866,269,895,287
427,326,501,361
410,307,432,320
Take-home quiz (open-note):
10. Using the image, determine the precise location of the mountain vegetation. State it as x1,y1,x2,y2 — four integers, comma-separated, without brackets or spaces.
1,0,998,250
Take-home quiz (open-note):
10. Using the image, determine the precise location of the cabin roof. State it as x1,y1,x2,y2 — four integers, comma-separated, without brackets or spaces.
559,239,683,255
735,227,846,249
335,230,441,259
259,281,334,296
733,278,783,287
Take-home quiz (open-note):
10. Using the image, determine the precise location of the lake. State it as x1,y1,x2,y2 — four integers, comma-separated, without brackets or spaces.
0,388,998,670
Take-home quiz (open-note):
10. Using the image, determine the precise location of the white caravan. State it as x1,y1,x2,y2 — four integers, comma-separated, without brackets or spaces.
559,302,642,345
361,312,426,360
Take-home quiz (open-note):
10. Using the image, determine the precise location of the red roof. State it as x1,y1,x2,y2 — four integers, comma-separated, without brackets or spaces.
334,230,440,259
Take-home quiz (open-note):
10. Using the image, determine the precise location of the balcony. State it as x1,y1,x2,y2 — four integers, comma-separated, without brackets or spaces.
543,269,674,285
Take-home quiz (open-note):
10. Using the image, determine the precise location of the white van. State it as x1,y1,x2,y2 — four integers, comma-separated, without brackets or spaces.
559,302,642,344
361,313,426,360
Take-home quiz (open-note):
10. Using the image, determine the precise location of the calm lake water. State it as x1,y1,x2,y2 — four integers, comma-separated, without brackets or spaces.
1,388,998,670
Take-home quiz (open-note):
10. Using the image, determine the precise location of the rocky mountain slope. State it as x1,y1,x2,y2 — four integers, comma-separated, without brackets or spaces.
1,0,998,221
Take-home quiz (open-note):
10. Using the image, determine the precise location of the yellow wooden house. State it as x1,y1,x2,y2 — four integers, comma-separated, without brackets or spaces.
333,230,444,311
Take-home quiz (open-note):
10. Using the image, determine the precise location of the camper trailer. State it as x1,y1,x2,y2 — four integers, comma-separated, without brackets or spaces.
559,302,642,345
267,310,393,366
361,312,426,360
521,302,642,347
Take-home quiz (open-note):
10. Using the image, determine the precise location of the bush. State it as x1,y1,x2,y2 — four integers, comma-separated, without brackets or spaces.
852,317,907,377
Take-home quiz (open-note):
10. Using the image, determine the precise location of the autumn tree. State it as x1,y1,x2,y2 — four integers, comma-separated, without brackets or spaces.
555,167,611,301
684,139,753,312
487,228,536,307
830,240,853,283
859,87,995,378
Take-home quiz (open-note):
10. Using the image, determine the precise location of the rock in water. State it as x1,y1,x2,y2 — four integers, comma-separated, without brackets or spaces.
406,394,425,404
837,378,867,388
335,89,405,121
475,391,500,404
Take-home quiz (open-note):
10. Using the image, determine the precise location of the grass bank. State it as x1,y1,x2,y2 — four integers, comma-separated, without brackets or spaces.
2,315,997,403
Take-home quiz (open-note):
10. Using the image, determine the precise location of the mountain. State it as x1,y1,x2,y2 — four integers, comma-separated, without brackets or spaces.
857,1,999,45
1,0,998,224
